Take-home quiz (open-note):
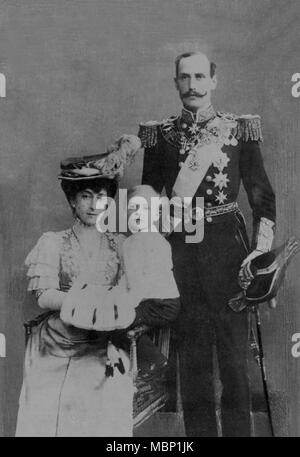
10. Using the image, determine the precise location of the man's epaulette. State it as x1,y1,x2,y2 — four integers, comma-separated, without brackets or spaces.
138,116,178,148
138,121,160,148
235,114,263,142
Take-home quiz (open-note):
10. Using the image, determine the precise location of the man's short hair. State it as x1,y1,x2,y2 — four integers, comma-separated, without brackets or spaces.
175,52,216,78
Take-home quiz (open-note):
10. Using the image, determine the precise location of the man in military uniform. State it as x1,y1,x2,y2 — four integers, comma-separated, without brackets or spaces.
138,52,276,437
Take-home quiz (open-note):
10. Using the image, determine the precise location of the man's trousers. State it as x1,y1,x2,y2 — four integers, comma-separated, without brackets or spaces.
169,211,252,437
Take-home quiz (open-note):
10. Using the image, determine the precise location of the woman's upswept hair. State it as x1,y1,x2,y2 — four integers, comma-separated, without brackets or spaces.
61,177,118,204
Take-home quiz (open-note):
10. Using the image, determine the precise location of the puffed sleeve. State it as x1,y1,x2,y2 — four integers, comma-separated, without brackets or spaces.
25,232,61,291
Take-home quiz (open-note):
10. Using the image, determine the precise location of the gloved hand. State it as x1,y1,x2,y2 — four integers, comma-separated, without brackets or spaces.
238,218,275,290
238,249,263,290
241,249,264,267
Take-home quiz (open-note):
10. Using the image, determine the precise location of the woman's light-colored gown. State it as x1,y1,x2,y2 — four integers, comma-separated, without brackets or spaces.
16,227,134,437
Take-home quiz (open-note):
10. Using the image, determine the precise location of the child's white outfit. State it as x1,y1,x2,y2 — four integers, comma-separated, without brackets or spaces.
60,232,179,331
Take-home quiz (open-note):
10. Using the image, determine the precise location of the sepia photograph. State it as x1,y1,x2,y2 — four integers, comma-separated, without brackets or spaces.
0,0,299,439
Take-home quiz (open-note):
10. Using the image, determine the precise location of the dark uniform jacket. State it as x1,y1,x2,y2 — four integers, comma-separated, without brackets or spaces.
139,109,276,242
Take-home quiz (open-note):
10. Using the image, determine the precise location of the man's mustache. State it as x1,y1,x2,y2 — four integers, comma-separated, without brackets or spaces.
182,90,207,98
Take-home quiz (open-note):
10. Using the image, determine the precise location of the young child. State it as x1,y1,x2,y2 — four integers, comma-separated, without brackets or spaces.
118,185,180,374
118,184,179,306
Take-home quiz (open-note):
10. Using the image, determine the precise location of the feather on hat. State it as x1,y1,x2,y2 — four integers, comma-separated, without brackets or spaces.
58,134,141,181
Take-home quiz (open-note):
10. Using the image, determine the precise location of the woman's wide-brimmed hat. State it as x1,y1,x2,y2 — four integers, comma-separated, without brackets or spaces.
58,134,141,181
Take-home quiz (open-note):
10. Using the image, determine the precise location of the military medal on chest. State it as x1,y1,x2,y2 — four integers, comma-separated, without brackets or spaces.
212,149,231,204
178,121,201,156
174,113,237,204
139,110,263,206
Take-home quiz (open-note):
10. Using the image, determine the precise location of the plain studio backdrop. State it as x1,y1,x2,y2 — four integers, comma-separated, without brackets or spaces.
0,0,299,437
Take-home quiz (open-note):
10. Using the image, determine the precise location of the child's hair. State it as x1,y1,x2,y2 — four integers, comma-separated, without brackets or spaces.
127,184,160,202
126,184,162,233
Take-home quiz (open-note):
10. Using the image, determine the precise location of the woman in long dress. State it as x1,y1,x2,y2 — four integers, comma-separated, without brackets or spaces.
16,135,180,437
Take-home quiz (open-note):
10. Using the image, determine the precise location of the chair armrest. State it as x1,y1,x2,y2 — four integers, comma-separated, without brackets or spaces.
127,325,150,383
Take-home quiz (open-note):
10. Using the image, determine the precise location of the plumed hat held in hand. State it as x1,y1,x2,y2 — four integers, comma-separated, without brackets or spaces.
229,237,299,312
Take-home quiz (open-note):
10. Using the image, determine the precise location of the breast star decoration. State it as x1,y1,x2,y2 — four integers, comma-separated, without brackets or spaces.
212,149,231,203
177,114,237,205
215,190,228,204
212,171,229,190
211,141,231,205
213,151,230,172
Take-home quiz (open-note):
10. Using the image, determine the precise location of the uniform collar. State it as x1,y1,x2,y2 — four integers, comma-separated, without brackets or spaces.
180,105,216,125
